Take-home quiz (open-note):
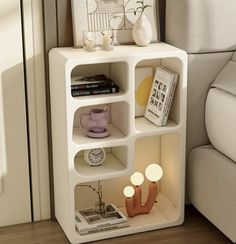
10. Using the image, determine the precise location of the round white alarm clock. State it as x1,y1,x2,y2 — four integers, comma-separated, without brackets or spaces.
84,148,106,166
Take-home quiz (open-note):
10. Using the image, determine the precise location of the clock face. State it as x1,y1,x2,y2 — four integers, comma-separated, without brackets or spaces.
85,148,106,166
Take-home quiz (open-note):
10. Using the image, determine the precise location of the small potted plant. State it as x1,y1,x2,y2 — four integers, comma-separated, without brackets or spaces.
132,0,153,47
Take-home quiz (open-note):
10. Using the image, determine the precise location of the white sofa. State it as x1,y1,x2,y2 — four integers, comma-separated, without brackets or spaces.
165,0,236,242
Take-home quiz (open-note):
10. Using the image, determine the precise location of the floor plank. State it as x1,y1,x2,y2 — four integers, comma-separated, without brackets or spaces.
0,205,232,244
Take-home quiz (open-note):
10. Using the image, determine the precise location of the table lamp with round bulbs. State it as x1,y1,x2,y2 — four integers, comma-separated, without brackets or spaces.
123,163,163,217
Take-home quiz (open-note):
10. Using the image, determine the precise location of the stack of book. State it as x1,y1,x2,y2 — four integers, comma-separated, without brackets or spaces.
145,66,178,126
75,204,128,235
71,74,119,97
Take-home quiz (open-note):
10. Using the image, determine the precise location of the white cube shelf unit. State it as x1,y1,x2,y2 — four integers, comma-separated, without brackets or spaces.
49,43,187,244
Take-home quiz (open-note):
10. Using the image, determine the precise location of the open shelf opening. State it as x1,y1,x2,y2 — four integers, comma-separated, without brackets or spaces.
73,133,183,237
74,146,128,179
134,57,183,133
73,102,130,146
70,61,129,99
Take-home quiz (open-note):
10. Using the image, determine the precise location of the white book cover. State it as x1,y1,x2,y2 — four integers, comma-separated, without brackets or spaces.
75,204,128,235
144,66,178,126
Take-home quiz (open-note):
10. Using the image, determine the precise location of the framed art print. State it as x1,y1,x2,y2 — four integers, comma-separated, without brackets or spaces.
71,0,159,47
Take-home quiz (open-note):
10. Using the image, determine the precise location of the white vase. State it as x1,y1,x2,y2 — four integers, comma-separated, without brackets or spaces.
132,13,153,47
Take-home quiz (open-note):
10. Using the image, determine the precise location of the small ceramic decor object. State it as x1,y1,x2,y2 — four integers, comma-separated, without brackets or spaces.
132,1,153,47
80,107,110,138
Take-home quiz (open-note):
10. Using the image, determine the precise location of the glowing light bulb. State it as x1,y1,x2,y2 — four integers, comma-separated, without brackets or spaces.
145,164,163,182
123,186,135,198
130,172,144,186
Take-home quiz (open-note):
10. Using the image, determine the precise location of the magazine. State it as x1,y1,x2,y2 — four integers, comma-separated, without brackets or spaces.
145,66,178,126
75,204,128,235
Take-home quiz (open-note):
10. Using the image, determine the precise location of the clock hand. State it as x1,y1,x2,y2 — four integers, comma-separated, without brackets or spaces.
95,152,103,156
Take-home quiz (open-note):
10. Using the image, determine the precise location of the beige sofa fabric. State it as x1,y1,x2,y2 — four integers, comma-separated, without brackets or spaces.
206,88,236,162
205,59,236,162
186,52,233,155
233,52,236,62
213,60,236,96
166,0,236,53
188,146,236,242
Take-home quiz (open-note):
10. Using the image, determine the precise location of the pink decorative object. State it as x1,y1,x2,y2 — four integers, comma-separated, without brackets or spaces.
80,108,110,138
123,164,163,217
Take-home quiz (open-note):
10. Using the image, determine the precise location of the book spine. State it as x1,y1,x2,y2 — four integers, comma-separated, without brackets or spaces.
71,85,119,97
71,80,114,90
162,80,178,126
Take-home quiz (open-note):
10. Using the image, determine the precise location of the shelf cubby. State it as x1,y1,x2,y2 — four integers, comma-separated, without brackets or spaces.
70,61,130,98
74,146,129,182
72,102,130,147
49,43,187,243
134,56,185,132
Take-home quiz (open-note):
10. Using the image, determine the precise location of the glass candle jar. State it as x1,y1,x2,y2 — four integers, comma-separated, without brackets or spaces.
101,30,114,51
83,31,96,52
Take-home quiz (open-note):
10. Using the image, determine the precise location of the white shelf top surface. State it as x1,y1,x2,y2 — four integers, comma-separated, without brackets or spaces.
72,124,126,147
135,117,179,135
74,153,126,178
50,43,186,63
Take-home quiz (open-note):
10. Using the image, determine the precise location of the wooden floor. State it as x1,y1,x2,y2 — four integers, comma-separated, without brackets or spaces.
0,205,232,244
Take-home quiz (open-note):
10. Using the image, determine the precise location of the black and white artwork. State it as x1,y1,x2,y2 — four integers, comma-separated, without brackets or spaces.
71,0,159,47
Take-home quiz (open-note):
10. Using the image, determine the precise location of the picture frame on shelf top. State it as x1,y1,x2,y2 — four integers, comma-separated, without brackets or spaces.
71,0,160,47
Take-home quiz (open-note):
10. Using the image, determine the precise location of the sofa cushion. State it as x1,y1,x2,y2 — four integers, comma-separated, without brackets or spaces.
205,61,236,161
186,52,233,156
188,145,236,242
166,0,236,53
232,52,236,62
213,61,236,96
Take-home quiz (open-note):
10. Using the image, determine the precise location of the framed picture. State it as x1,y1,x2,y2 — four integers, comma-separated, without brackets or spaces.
71,0,159,47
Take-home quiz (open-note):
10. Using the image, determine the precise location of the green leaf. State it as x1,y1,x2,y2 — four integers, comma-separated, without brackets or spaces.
142,5,152,12
136,7,143,11
136,0,143,5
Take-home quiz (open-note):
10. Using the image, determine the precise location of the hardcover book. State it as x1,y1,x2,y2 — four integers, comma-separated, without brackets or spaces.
75,204,128,235
144,66,178,126
71,84,119,97
71,74,119,97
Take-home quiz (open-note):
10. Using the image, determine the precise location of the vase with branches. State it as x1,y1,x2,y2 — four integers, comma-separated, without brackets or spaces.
79,180,106,214
132,0,153,46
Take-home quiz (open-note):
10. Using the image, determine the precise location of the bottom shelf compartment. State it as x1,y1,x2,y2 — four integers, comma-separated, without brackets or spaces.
72,134,184,243
74,192,181,243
